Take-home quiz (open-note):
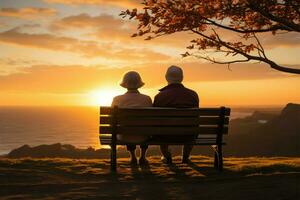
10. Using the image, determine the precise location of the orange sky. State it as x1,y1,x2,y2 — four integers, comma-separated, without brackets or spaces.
0,0,299,107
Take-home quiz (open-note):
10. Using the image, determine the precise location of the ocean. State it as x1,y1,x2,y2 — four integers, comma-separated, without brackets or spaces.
0,106,99,155
0,106,278,155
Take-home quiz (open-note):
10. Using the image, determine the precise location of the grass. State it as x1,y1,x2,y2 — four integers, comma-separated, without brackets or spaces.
0,156,299,199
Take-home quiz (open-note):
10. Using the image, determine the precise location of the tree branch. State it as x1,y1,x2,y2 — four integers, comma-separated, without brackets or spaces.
191,29,300,74
252,33,267,58
193,54,250,65
204,18,292,33
248,2,300,32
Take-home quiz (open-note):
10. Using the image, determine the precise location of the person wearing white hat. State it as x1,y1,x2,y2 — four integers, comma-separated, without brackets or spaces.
153,65,199,164
111,71,152,165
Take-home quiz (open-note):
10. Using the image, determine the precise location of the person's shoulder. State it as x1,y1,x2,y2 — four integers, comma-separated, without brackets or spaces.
139,93,150,98
183,87,199,101
112,94,124,101
139,93,152,101
112,94,129,103
184,87,198,95
111,94,124,105
154,90,164,100
135,93,152,106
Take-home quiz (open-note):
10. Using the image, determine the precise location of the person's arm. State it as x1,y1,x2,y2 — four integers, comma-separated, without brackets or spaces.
193,92,200,107
111,97,118,107
196,93,199,107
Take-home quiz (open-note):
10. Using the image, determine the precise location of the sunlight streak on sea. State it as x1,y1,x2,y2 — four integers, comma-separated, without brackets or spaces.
0,106,255,155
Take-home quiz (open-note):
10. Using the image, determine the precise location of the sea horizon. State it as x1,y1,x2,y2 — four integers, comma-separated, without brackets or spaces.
0,105,283,155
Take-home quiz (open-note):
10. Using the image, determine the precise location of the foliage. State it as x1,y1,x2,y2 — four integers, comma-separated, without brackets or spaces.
121,0,300,74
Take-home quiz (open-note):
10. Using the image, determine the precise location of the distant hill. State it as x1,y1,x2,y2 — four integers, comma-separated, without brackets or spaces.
223,103,300,156
274,103,300,133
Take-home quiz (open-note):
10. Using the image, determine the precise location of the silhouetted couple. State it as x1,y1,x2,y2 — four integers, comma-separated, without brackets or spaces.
111,65,199,166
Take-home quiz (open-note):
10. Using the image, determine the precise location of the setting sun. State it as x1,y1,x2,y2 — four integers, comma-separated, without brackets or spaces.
88,88,123,106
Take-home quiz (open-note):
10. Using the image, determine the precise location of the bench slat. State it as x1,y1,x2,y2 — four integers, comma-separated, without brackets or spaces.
100,142,220,145
100,107,113,115
100,135,217,140
99,126,228,135
99,139,224,145
100,107,231,116
100,116,229,126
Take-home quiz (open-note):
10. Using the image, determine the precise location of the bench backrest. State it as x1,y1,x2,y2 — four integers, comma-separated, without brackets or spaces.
99,106,230,145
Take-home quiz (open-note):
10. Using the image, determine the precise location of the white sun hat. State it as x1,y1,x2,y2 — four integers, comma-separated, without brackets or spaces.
165,65,183,84
120,71,145,89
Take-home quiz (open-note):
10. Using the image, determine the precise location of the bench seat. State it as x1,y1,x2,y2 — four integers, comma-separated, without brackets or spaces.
99,106,230,171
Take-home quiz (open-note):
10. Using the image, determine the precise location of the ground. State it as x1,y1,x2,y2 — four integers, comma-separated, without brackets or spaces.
0,156,299,200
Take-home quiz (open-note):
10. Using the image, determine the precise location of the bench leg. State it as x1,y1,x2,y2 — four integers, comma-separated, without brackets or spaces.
212,145,219,168
111,144,117,172
214,151,219,168
217,145,223,172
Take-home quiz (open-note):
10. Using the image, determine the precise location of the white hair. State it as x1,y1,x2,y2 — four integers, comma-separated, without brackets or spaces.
165,65,183,84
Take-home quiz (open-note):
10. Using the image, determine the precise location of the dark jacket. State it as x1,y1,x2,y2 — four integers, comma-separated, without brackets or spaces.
153,83,199,108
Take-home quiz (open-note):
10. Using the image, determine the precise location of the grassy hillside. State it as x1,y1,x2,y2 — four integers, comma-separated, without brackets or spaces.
0,156,299,199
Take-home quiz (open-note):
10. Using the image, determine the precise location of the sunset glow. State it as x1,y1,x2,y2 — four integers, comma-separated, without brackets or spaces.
0,0,299,107
88,89,122,106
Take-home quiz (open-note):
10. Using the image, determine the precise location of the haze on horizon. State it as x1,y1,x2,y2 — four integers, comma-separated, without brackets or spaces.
0,0,299,107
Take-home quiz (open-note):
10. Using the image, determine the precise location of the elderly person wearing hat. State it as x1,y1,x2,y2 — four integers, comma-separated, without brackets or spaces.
153,65,199,164
111,71,152,165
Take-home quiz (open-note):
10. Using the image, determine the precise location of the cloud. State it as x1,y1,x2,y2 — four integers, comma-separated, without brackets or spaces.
50,13,193,49
0,22,7,28
50,13,124,31
0,7,57,19
261,32,300,48
0,28,170,61
0,57,44,69
0,57,50,75
0,62,294,93
0,28,101,54
44,0,141,8
50,14,135,45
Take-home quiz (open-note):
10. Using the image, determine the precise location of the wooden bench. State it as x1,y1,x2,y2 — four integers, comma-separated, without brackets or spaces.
99,106,231,171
